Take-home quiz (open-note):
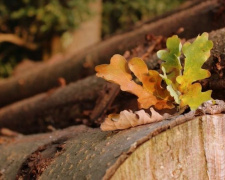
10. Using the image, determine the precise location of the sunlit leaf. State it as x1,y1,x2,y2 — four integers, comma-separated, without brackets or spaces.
176,32,213,109
95,54,173,109
160,66,180,104
177,32,213,90
157,33,213,110
128,57,170,99
157,35,182,83
179,83,212,110
97,32,214,131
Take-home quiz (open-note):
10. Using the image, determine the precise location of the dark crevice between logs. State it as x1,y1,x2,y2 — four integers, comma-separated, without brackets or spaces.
16,137,68,180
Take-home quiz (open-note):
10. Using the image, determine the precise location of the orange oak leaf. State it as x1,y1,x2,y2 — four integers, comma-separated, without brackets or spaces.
128,57,169,99
95,54,173,109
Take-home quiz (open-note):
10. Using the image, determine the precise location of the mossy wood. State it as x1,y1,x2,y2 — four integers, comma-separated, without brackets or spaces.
1,112,225,179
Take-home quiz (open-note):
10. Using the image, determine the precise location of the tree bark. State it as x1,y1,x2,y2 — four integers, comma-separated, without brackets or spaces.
0,76,105,134
0,104,224,179
0,0,223,107
0,27,225,134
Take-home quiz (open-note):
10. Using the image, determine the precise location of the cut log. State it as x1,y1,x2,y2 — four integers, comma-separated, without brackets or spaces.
0,27,225,134
0,76,105,134
0,102,224,179
110,114,225,180
0,0,223,107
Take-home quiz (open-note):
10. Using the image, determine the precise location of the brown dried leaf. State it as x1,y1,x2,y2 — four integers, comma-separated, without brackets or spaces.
100,108,170,131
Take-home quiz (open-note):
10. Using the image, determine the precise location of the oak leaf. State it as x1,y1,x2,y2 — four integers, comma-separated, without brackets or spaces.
95,54,173,109
96,32,214,131
157,33,213,110
176,32,213,109
157,35,182,84
100,108,170,131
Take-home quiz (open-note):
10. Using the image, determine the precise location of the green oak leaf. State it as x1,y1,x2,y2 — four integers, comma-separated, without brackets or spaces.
157,35,182,83
176,32,213,110
160,66,180,104
179,83,212,110
176,32,213,90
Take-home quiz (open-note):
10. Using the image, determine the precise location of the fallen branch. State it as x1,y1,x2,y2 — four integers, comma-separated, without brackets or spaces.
0,76,105,134
0,0,223,107
0,33,38,50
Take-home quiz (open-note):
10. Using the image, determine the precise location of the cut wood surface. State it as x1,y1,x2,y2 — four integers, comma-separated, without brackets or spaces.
0,27,225,134
0,102,224,179
110,114,225,180
0,0,223,107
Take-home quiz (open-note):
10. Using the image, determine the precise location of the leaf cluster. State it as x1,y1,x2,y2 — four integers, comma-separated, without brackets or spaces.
158,32,213,110
96,33,213,110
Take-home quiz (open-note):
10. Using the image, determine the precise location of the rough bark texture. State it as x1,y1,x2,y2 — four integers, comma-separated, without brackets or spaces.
0,112,224,179
0,0,223,107
0,27,225,134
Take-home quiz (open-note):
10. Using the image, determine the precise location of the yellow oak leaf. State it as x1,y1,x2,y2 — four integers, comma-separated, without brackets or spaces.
157,33,213,110
176,32,213,91
176,33,213,109
179,83,212,110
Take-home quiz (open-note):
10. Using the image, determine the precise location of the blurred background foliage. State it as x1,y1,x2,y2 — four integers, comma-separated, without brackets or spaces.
0,0,93,78
0,0,183,78
102,0,183,37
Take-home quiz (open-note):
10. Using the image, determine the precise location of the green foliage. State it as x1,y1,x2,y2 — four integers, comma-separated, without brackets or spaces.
176,33,213,109
0,0,94,78
158,33,213,110
157,35,182,84
176,33,213,89
0,0,93,36
102,0,184,37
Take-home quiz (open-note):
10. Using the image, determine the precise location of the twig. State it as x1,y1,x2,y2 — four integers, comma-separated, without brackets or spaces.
0,33,38,50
